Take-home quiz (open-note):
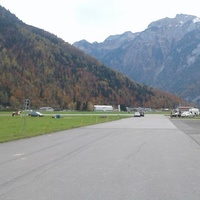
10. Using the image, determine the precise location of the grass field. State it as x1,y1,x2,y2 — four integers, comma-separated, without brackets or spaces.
0,113,130,143
1,110,199,143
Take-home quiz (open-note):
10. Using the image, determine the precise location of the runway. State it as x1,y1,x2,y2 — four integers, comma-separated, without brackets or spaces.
0,114,200,200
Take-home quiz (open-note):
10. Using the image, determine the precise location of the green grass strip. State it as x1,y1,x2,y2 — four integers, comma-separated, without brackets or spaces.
0,115,127,143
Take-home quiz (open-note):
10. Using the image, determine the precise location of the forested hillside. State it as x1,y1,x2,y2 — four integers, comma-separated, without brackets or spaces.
0,6,185,110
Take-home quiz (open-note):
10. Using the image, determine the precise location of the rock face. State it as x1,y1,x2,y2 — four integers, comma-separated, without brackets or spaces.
74,14,200,105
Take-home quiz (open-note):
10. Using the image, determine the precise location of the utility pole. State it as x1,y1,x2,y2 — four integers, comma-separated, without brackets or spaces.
22,99,31,135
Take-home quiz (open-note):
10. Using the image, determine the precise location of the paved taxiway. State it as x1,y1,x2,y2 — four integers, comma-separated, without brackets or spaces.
0,114,200,200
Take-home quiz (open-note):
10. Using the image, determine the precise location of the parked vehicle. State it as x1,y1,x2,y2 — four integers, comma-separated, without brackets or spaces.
134,112,141,117
189,108,199,116
28,111,44,117
170,111,181,118
139,111,145,117
181,111,193,117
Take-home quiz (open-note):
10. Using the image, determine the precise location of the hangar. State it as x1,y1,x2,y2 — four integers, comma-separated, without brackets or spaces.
94,105,113,111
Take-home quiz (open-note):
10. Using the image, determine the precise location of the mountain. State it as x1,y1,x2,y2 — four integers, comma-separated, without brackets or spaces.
0,6,185,110
73,14,200,106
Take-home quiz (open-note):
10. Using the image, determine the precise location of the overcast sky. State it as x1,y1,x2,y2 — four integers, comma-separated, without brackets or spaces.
0,0,200,44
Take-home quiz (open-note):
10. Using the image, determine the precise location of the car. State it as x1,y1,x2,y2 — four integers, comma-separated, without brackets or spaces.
28,111,44,117
181,111,193,118
170,112,181,118
134,112,141,117
139,111,145,117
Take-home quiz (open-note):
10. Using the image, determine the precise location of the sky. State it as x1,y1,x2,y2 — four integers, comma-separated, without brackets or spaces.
0,0,200,44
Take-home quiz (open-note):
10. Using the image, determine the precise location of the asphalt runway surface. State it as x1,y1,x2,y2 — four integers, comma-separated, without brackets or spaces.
170,118,200,145
0,114,200,200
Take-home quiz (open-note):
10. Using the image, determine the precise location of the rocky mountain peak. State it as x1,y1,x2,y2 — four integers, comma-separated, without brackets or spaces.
73,14,200,105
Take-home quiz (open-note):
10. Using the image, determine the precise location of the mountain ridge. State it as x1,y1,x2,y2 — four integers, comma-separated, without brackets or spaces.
73,14,200,105
0,6,186,110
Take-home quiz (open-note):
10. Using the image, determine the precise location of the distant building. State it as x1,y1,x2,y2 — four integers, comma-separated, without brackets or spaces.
39,107,54,111
178,106,199,115
178,106,193,112
94,105,113,112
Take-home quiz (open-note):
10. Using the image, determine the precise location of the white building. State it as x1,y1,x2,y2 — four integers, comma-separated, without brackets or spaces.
178,106,199,116
39,107,54,111
94,105,113,112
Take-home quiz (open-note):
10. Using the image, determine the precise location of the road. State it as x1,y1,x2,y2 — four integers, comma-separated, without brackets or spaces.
0,114,200,200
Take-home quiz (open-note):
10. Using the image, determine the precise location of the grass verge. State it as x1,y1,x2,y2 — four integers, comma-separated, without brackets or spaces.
0,114,129,143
